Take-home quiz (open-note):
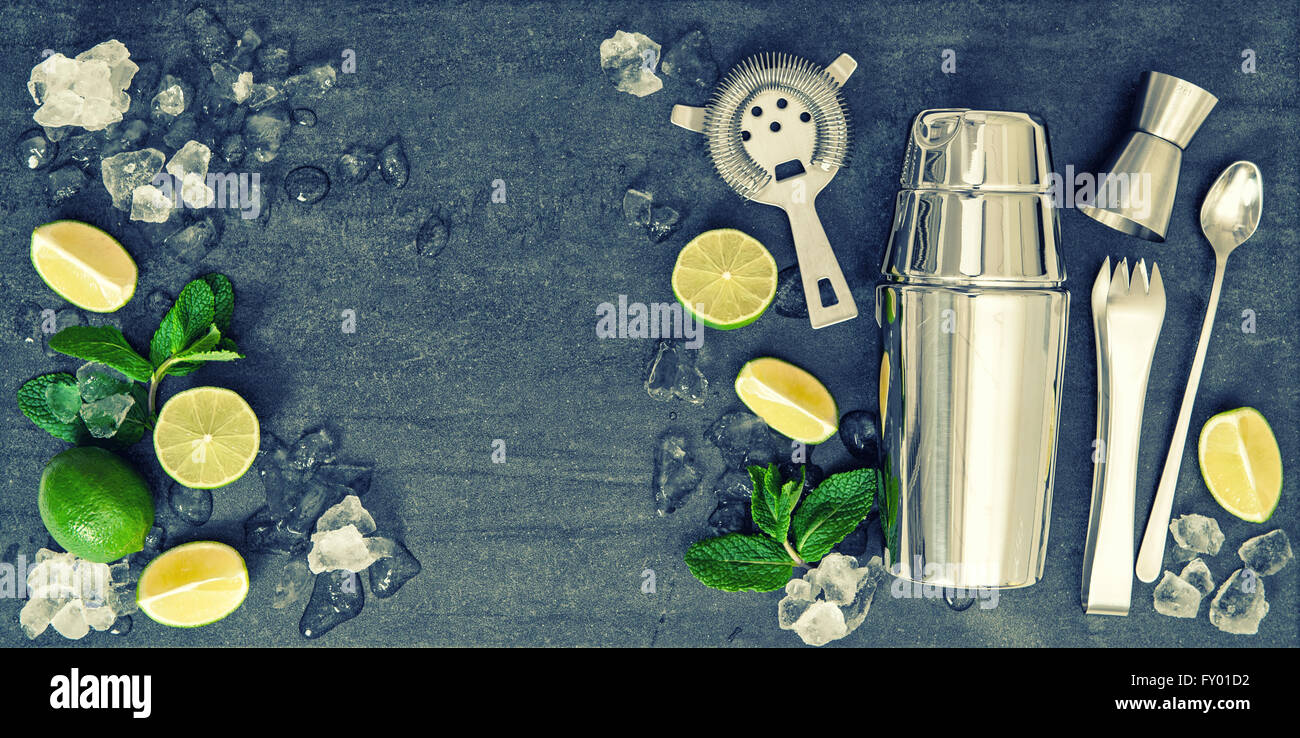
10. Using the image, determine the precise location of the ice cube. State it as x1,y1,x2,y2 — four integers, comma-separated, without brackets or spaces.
300,570,364,639
706,410,782,469
44,382,81,423
76,362,131,402
243,107,290,163
17,128,56,170
33,89,84,129
83,602,116,631
291,427,337,470
161,217,218,264
272,560,314,610
705,499,751,537
166,139,212,180
210,62,253,103
284,63,337,98
50,599,90,640
662,30,719,89
785,578,815,600
151,84,185,118
80,393,134,438
1179,557,1215,596
109,615,132,636
368,539,422,598
792,600,848,647
1238,529,1292,576
622,188,652,226
1168,513,1224,556
184,7,235,63
647,205,681,243
599,30,663,97
168,482,213,526
130,184,174,223
778,594,813,630
314,463,374,497
1152,570,1202,618
842,556,890,631
20,596,63,639
1209,568,1269,635
101,147,165,210
808,553,863,606
644,339,708,404
316,494,376,535
653,432,701,515
28,53,79,105
244,507,310,555
287,478,350,535
336,144,377,183
257,37,291,76
245,82,286,111
307,524,381,573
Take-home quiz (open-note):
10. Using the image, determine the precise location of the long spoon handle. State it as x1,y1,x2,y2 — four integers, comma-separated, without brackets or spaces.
1135,257,1228,582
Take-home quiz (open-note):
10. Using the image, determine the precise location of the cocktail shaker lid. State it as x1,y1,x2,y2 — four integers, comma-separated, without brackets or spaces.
884,109,1065,284
901,109,1052,192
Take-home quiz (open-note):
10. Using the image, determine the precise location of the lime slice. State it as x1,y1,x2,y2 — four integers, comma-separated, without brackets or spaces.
154,387,260,489
1198,407,1282,523
30,220,137,313
735,357,838,444
671,228,777,330
137,541,249,628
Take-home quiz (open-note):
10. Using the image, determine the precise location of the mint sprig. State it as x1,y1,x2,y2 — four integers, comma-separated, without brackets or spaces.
16,273,244,444
684,463,876,592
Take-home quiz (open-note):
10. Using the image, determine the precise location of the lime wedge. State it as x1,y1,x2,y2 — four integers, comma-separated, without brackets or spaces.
137,541,249,628
1199,407,1282,523
735,357,838,444
30,220,137,313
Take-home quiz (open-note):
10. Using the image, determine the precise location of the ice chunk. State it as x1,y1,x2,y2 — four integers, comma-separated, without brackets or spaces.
20,596,63,639
368,539,422,598
316,494,376,535
101,148,165,210
706,410,782,469
1168,513,1224,556
17,128,56,170
706,499,750,537
662,30,719,89
49,599,90,640
1179,557,1215,596
307,524,381,573
244,506,310,555
599,31,662,97
80,393,134,438
245,82,286,111
76,362,131,402
161,217,218,264
130,184,174,223
83,602,116,631
336,144,377,183
300,570,364,639
778,594,813,630
291,427,337,470
33,89,84,128
272,560,314,610
284,63,337,98
653,432,701,515
28,43,134,131
785,578,814,600
808,553,862,605
1152,570,1201,618
184,7,235,63
648,205,680,243
792,600,847,647
243,107,290,163
165,140,215,207
1238,529,1292,576
315,463,374,497
44,382,81,423
644,339,707,405
28,53,80,105
841,556,890,630
152,84,185,118
1209,568,1269,635
210,62,253,103
622,188,652,226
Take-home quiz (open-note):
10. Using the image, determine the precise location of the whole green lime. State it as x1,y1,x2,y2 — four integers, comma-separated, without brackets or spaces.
38,447,154,563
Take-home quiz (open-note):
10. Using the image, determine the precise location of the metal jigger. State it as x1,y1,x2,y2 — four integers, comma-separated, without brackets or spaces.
1080,72,1218,241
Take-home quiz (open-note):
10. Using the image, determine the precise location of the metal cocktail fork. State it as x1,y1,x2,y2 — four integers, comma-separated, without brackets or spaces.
1082,258,1165,615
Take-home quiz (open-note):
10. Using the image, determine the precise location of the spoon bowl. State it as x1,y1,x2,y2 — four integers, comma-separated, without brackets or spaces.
1200,161,1262,257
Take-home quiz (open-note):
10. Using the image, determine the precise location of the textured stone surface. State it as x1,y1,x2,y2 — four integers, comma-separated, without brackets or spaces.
0,0,1295,647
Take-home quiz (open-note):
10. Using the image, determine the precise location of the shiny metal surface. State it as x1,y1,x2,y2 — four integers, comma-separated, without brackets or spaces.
1080,71,1216,242
901,109,1053,191
878,284,1068,588
1135,162,1262,583
883,190,1064,284
877,108,1068,590
1082,259,1165,615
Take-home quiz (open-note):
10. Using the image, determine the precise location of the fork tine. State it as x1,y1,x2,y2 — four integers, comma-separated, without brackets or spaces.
1133,259,1150,293
1109,257,1130,297
1147,261,1165,308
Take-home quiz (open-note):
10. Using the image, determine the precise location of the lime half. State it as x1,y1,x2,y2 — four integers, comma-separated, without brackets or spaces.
671,228,777,330
154,387,260,489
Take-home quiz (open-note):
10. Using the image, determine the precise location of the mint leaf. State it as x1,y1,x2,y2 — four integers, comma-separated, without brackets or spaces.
44,382,82,423
47,326,153,382
203,274,234,333
684,534,796,592
112,383,150,446
792,468,877,564
17,374,88,443
150,279,215,366
180,325,222,356
750,463,801,543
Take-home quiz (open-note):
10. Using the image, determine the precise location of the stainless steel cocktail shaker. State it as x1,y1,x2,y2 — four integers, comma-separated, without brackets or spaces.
877,109,1069,589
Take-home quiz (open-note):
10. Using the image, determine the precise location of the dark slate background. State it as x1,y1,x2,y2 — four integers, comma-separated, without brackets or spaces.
0,0,1295,647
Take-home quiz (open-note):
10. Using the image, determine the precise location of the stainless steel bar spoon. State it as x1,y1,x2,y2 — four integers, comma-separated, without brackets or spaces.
1135,161,1263,583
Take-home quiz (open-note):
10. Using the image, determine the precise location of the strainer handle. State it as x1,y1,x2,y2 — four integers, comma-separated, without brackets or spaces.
785,202,858,328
